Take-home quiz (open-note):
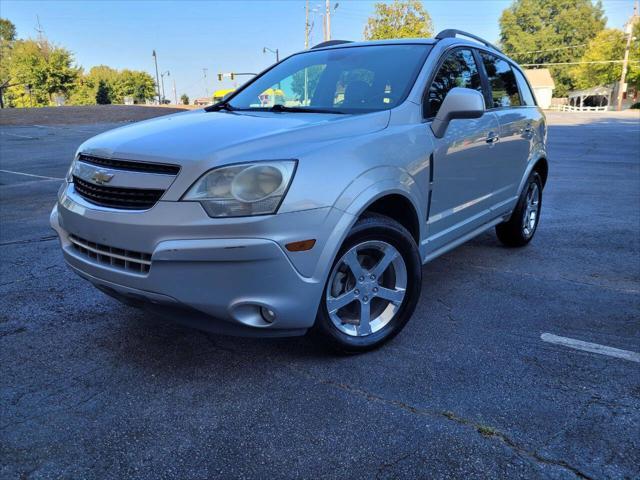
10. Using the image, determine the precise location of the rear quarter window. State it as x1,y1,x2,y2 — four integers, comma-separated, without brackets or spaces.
513,68,536,106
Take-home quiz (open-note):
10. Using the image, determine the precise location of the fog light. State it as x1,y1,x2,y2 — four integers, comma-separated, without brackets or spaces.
260,307,276,323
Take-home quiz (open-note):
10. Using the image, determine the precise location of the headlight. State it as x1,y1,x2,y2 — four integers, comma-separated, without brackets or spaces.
182,161,296,217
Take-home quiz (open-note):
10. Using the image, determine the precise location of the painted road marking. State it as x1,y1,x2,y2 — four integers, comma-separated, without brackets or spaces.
0,169,63,181
32,124,104,134
0,131,36,139
541,333,640,363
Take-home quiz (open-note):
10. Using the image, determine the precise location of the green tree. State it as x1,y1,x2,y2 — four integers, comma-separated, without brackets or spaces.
364,0,433,40
115,69,155,103
5,39,79,106
95,79,111,104
0,18,16,42
0,18,16,105
67,70,96,105
570,27,639,91
180,93,189,105
87,65,119,82
499,0,606,96
67,66,155,105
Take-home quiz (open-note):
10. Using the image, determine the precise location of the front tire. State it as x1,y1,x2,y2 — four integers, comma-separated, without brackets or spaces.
496,171,543,247
314,214,422,353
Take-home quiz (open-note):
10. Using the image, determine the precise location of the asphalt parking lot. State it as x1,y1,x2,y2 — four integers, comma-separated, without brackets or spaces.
1,111,639,479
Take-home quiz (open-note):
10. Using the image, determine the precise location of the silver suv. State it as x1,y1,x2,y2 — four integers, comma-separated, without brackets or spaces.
51,30,547,352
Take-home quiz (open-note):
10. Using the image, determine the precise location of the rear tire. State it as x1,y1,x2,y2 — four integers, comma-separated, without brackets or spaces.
496,171,543,247
314,213,422,353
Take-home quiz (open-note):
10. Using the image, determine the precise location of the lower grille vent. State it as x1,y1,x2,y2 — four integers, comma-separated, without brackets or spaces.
69,235,151,274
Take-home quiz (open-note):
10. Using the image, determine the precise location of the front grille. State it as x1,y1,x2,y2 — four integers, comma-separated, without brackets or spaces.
78,154,180,175
69,235,151,274
73,176,164,210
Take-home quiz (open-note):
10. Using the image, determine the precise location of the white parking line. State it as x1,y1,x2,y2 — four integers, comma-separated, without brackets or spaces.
541,333,640,363
32,124,101,134
0,169,63,181
0,131,37,139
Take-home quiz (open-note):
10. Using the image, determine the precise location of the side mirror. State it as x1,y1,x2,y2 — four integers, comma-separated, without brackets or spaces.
431,87,485,138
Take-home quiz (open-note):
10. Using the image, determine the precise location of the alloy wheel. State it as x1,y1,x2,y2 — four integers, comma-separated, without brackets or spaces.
326,240,407,337
522,182,540,238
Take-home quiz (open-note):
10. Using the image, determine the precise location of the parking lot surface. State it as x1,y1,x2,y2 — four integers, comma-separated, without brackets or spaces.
1,111,639,479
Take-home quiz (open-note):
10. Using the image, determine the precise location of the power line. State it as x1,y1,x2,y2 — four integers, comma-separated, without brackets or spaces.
512,36,624,56
521,59,640,66
514,43,590,55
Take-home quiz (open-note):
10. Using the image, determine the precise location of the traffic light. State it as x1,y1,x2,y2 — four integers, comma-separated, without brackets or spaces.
230,73,235,81
217,73,222,81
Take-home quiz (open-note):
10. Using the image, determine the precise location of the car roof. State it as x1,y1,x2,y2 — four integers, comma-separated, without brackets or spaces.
311,28,504,54
314,38,437,48
308,34,513,66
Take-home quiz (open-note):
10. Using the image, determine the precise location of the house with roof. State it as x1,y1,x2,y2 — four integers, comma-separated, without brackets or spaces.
523,69,555,109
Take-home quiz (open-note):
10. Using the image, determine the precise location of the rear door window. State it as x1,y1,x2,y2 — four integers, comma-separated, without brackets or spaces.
480,52,521,108
513,68,536,106
425,49,483,118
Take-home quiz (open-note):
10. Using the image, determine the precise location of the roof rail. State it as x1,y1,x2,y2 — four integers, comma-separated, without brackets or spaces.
311,40,353,49
435,29,502,53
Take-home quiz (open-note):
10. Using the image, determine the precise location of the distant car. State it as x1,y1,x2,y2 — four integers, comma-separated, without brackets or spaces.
51,30,548,352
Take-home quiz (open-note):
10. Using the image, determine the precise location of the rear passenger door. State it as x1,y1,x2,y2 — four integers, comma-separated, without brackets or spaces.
425,48,501,250
478,51,534,211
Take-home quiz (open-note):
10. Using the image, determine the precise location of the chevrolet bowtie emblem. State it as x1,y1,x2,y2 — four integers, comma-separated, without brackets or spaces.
91,169,114,185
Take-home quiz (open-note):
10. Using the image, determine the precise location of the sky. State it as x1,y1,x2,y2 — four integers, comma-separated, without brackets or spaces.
2,0,636,102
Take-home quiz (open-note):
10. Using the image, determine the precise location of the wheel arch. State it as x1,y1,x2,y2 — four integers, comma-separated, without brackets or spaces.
357,193,421,245
311,171,427,286
517,155,549,198
532,157,548,188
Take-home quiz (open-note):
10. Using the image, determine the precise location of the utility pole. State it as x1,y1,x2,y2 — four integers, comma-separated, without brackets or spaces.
325,0,330,41
152,50,161,104
305,0,310,49
322,13,326,40
304,1,310,104
173,78,178,105
617,1,639,111
35,16,45,42
202,68,209,97
160,70,170,103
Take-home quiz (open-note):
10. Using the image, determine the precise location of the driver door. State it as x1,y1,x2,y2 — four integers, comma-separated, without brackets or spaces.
425,48,500,252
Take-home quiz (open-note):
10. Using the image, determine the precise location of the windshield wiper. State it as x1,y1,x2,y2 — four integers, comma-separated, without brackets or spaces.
268,104,346,114
205,101,235,112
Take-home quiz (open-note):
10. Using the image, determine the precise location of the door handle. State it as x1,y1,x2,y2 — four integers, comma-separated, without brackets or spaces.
486,132,499,144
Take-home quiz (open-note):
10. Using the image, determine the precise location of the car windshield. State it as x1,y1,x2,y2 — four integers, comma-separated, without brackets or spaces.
227,44,432,114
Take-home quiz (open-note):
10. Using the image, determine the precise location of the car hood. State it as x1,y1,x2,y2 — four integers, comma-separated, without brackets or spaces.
78,109,391,166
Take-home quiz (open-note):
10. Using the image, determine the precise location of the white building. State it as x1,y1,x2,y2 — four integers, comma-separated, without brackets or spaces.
523,69,555,109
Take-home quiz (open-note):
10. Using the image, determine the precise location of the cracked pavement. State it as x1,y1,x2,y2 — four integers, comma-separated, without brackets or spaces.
1,112,639,479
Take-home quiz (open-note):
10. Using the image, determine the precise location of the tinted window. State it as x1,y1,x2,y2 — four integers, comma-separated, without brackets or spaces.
228,45,431,113
513,68,536,106
480,52,521,108
426,49,482,117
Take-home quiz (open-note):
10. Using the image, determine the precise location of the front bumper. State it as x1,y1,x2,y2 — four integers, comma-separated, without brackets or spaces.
51,184,352,337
